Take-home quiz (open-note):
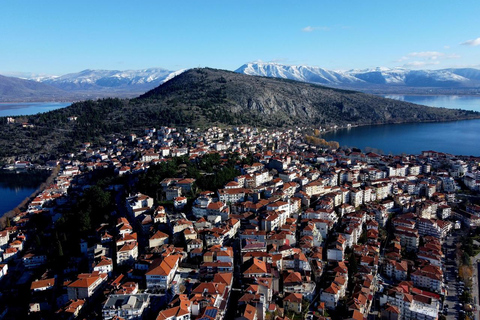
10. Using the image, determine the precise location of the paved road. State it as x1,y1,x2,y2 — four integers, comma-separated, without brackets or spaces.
473,255,480,320
444,234,462,320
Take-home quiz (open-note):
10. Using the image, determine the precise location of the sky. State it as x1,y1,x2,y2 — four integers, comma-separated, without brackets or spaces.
1,0,479,76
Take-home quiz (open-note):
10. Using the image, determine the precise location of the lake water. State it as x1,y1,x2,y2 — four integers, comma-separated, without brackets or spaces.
0,102,71,117
384,95,480,112
322,95,480,156
0,171,50,217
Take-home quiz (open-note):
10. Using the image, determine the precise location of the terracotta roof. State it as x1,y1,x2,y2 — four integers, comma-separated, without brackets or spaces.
68,273,106,289
147,255,180,276
384,304,400,314
244,258,268,275
150,230,169,240
284,292,302,303
243,304,257,320
64,299,85,314
156,306,190,320
31,278,56,290
284,271,302,284
213,272,233,286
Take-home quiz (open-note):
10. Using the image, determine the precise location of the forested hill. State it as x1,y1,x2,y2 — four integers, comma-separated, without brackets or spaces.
138,68,480,127
0,68,479,163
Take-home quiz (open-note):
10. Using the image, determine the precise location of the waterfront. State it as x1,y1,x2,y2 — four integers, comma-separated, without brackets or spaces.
0,102,71,117
322,95,480,156
0,170,50,217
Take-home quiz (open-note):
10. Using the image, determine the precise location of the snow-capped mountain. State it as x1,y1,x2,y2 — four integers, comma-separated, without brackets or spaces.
235,62,480,89
236,62,360,85
2,71,59,82
40,68,183,92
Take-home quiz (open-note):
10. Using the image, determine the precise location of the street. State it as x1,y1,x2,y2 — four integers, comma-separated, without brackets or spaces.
472,255,480,320
443,234,462,320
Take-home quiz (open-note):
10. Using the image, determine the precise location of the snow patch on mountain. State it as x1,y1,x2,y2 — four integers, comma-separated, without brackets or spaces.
237,62,361,85
236,62,480,88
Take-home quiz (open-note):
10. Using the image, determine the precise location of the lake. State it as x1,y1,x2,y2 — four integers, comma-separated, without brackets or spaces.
0,102,71,117
321,95,480,156
0,170,50,217
384,95,480,112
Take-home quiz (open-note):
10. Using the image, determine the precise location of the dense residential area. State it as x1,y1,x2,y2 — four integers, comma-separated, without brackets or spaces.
1,125,480,320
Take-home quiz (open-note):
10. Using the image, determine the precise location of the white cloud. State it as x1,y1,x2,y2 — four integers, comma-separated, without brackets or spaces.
397,50,460,69
445,53,461,59
302,26,330,32
403,61,440,68
461,37,480,46
407,51,444,60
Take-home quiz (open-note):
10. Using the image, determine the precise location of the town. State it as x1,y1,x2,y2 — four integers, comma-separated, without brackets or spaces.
1,124,480,320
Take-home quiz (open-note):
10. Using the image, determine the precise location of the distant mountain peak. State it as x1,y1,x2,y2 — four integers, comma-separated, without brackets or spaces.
235,62,480,90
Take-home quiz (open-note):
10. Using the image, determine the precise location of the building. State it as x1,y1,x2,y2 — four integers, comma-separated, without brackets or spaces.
67,273,108,300
283,292,303,314
102,294,150,320
146,255,181,290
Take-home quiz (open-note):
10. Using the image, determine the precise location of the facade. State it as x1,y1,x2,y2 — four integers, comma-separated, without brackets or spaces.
67,273,108,300
145,255,181,290
102,294,150,320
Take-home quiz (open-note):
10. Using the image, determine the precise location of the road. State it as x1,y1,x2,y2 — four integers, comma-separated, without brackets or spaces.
473,255,480,320
443,234,462,320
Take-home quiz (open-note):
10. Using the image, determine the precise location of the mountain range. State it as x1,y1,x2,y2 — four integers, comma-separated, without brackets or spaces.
235,62,480,92
1,68,479,163
1,63,480,102
0,68,183,102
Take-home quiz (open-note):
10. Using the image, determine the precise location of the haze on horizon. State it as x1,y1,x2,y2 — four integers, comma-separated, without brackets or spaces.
1,0,479,76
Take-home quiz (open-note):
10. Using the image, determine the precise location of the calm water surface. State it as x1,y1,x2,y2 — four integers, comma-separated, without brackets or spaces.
322,95,480,156
0,102,71,117
384,95,480,112
0,171,49,217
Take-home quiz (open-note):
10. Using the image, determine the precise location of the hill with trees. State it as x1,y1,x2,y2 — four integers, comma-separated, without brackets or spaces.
1,68,479,163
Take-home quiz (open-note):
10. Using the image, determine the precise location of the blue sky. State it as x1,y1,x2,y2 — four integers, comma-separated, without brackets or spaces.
1,0,479,75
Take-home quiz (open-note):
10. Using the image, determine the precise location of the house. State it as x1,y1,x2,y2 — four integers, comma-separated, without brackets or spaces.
93,256,113,276
237,304,257,320
166,187,182,201
102,293,150,320
174,197,188,210
283,272,316,301
117,241,139,266
3,247,18,261
0,264,7,280
207,201,230,221
67,273,108,300
217,188,249,204
283,292,303,314
149,231,170,249
0,230,9,247
58,299,85,319
320,280,344,309
384,259,408,281
327,235,346,261
177,178,196,193
22,253,47,269
31,278,56,292
411,265,443,293
146,254,181,290
154,206,168,223
156,306,190,320
243,258,269,278
126,193,154,217
187,239,203,254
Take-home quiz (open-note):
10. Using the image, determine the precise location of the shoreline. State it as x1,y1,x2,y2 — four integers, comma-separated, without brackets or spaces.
318,115,480,136
0,166,60,228
317,117,480,157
